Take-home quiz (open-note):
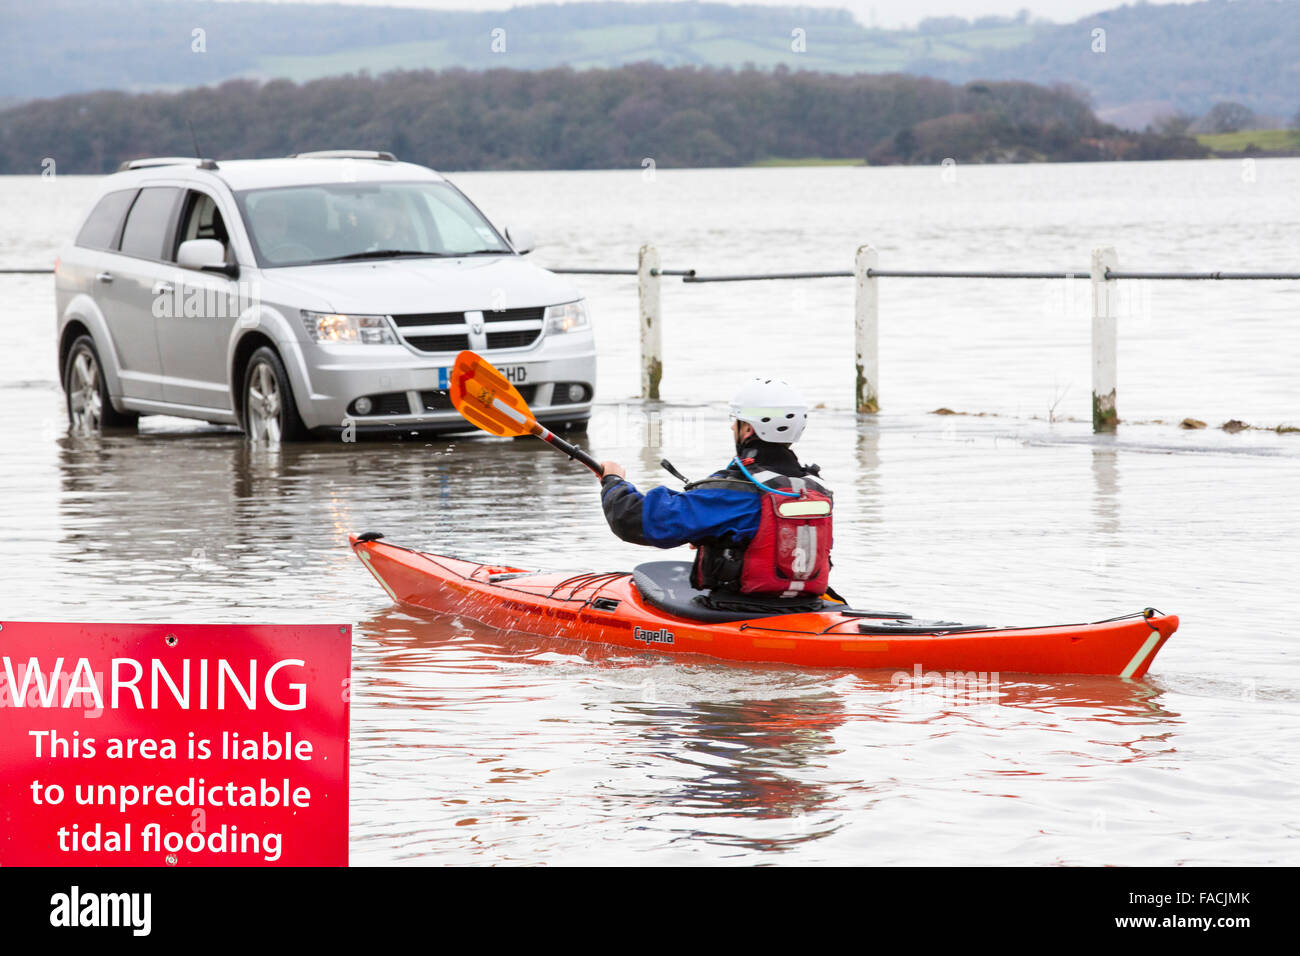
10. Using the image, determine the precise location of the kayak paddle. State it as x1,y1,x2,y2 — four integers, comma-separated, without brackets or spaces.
449,350,603,477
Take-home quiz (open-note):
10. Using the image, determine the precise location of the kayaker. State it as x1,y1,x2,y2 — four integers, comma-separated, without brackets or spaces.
599,378,834,601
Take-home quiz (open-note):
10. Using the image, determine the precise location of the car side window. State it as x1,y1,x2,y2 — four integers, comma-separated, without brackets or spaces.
174,190,232,262
118,187,183,261
75,189,138,251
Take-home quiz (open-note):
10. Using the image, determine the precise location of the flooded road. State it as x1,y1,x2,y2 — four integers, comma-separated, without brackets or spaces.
2,162,1299,864
3,396,1296,864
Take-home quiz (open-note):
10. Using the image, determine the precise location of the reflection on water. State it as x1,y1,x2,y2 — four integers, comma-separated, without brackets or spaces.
1091,446,1121,539
853,419,882,523
51,425,612,610
346,602,1201,862
600,693,846,852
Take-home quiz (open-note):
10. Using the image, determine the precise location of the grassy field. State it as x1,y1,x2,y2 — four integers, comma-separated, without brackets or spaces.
251,19,1036,83
749,157,864,167
1196,128,1300,152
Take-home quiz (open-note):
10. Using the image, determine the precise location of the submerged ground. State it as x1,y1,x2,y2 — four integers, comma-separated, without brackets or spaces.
2,161,1297,863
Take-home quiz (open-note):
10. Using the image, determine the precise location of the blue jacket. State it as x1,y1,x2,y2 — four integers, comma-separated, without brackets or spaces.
599,444,825,551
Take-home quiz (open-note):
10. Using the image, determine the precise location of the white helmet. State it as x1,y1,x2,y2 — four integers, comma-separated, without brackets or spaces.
729,378,809,443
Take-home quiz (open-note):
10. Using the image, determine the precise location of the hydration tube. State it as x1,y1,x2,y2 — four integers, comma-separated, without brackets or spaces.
731,457,800,496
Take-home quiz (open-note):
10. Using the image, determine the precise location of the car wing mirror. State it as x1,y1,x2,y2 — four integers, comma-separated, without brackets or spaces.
178,238,239,278
503,225,535,255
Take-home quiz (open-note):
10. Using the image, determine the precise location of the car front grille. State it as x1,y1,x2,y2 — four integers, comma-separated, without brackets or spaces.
389,308,545,354
371,392,413,415
420,390,454,412
483,306,545,350
347,392,414,416
484,307,546,323
391,311,466,354
486,329,538,349
405,334,471,353
391,312,464,327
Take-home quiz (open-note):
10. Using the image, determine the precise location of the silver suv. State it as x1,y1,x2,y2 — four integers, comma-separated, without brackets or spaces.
55,150,596,440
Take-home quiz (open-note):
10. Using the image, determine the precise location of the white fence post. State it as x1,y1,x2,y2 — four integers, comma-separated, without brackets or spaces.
1090,247,1119,431
638,243,662,400
855,245,879,413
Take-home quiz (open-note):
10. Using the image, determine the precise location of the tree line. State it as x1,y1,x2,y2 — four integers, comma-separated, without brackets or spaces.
0,64,1206,175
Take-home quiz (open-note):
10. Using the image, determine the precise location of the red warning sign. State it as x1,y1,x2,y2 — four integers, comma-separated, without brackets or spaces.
0,622,350,866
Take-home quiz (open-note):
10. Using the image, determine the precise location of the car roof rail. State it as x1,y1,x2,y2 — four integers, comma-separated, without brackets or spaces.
288,149,398,161
117,157,219,172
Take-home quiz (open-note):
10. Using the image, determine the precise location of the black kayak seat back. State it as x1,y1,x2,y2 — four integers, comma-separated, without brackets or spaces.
630,561,840,624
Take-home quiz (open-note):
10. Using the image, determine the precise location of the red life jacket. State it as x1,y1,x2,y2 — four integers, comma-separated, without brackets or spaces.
737,469,833,598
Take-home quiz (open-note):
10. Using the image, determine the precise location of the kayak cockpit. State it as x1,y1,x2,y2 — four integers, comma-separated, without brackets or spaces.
631,561,845,624
630,561,984,632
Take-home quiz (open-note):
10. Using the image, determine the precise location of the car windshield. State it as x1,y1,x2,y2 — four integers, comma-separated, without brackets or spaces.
235,181,512,267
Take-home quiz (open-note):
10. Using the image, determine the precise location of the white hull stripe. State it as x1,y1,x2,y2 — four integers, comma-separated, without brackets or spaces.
358,549,400,603
1120,633,1162,679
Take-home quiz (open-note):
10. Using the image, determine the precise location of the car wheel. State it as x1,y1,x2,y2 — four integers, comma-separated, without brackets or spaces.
63,335,138,434
242,346,309,443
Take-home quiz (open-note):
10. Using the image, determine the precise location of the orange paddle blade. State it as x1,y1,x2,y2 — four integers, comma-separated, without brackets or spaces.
449,350,538,437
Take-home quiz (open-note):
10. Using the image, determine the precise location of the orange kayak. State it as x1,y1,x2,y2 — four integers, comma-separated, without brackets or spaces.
350,534,1178,677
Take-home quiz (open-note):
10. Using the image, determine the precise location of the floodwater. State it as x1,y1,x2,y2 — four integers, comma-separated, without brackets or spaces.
1,161,1298,865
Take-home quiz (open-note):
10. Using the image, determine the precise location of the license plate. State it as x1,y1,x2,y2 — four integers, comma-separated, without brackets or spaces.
433,366,526,389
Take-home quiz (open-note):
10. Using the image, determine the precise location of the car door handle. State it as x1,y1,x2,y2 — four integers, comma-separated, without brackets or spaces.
95,271,114,283
152,281,174,295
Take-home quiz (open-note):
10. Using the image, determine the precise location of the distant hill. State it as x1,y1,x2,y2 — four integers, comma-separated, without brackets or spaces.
909,0,1300,124
1,0,1295,127
0,0,894,97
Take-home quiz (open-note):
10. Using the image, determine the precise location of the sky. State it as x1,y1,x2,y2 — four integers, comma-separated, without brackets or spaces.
212,0,1194,31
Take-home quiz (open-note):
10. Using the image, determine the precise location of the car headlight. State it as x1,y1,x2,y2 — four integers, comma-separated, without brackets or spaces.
301,311,397,345
545,300,590,335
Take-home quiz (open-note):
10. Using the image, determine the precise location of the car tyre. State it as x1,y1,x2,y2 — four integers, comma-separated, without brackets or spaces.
63,335,138,434
242,346,309,443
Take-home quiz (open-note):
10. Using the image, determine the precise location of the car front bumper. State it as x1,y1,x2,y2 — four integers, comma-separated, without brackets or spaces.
287,345,597,432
